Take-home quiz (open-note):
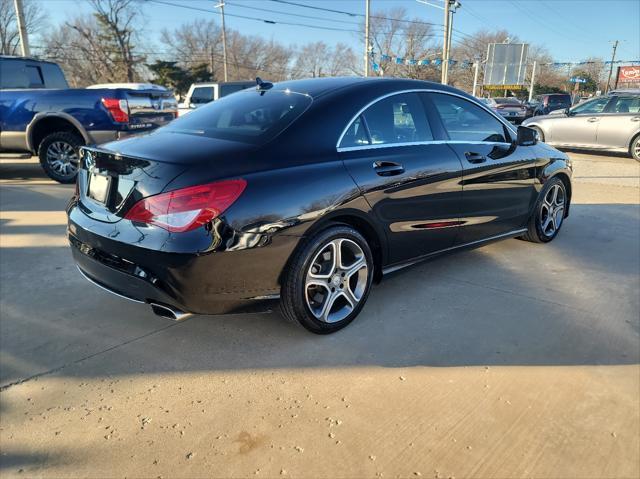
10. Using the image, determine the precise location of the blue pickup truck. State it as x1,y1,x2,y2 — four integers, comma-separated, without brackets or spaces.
0,56,177,183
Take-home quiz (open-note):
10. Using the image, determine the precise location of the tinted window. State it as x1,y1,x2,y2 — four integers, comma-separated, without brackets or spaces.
609,96,640,113
220,84,250,97
361,92,433,145
571,97,609,114
165,89,312,145
25,66,44,87
40,63,69,88
494,98,521,105
339,116,370,148
547,95,571,108
430,93,508,143
0,61,25,88
191,86,214,104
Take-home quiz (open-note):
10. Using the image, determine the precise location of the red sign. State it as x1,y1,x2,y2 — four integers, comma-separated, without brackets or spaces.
617,65,640,83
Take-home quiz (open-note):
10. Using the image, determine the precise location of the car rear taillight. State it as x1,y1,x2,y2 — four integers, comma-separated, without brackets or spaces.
102,98,130,123
124,179,247,232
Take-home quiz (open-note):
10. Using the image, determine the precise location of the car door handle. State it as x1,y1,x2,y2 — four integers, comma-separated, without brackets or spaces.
587,117,599,122
631,116,640,122
373,161,404,176
465,152,486,164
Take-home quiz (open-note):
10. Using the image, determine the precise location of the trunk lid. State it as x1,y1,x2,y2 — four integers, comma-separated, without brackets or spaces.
124,89,177,130
77,131,258,223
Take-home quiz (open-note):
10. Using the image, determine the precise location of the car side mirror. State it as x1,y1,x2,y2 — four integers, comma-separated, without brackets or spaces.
564,107,572,116
516,126,538,146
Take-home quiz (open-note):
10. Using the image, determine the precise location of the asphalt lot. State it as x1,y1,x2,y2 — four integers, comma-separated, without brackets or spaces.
0,152,639,478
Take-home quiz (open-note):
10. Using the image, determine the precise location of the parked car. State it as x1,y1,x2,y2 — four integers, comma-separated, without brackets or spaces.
68,77,572,334
178,81,255,116
523,91,640,160
0,56,177,183
532,93,573,116
490,97,527,123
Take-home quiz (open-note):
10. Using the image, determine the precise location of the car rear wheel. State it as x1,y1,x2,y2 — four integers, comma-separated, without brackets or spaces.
38,131,84,184
280,225,373,334
631,134,640,162
519,177,567,243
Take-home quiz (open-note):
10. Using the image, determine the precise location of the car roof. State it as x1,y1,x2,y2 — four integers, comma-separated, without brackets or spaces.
0,55,58,65
270,76,458,99
608,89,640,96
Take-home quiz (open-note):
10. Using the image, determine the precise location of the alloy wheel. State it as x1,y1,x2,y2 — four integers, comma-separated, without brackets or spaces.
633,138,640,160
304,238,369,323
46,141,79,179
539,183,565,237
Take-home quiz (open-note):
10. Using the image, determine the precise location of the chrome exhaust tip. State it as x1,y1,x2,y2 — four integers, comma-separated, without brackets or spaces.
149,303,193,321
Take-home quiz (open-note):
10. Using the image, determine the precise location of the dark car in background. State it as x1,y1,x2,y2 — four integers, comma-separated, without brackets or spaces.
491,97,528,123
532,93,573,116
0,56,177,183
68,77,572,334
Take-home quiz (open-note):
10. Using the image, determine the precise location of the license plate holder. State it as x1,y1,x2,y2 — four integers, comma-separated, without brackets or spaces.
88,172,112,204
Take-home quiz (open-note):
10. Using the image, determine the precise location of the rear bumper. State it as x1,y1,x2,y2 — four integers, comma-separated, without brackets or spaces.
70,233,281,315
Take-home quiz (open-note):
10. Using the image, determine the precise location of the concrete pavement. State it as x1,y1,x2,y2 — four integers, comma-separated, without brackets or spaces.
0,152,638,478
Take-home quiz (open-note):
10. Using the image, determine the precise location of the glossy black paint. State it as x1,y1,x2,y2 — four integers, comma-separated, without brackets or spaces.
67,77,572,316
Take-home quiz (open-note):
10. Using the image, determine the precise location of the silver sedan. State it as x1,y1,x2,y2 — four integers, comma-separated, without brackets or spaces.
523,93,640,160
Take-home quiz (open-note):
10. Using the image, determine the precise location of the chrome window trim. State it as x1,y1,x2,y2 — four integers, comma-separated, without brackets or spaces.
336,88,518,152
337,139,513,153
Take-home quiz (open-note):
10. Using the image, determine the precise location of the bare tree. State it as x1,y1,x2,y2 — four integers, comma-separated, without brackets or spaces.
291,41,357,78
365,7,439,80
41,0,145,86
0,0,47,55
161,20,293,81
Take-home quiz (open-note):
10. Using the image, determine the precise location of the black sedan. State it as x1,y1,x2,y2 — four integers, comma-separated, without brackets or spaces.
67,77,572,334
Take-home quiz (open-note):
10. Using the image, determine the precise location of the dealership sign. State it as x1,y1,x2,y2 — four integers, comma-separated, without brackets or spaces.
617,66,640,83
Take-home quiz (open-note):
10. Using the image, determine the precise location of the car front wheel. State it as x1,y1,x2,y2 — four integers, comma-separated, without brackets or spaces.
631,134,640,162
519,177,567,243
280,225,373,334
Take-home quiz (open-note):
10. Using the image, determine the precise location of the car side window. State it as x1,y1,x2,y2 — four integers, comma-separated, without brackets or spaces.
191,87,214,104
361,93,433,145
429,93,508,143
608,96,640,114
339,116,370,148
571,97,609,115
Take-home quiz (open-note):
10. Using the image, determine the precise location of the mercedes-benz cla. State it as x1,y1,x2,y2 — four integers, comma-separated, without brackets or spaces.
68,77,572,334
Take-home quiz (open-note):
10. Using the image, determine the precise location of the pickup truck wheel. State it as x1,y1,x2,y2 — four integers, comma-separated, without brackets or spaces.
38,132,84,184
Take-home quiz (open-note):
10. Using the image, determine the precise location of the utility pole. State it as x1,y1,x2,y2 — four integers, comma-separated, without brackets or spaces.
364,0,370,77
528,60,537,102
215,2,228,82
605,40,619,93
442,1,460,85
208,44,215,81
13,0,30,57
441,0,450,84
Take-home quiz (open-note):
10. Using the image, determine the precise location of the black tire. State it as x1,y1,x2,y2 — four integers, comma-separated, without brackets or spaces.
519,177,567,243
630,134,640,162
38,131,84,184
280,225,374,334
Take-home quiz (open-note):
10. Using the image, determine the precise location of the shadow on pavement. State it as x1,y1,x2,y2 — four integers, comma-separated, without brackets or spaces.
1,198,639,386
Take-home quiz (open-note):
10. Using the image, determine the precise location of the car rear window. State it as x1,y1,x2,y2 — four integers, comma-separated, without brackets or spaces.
548,95,571,107
165,89,312,145
494,98,521,104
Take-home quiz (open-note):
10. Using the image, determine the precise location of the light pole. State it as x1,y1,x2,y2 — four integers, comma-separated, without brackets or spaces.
443,1,461,85
215,2,228,82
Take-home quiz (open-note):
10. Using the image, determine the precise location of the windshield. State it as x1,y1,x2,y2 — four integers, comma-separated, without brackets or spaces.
165,89,312,145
